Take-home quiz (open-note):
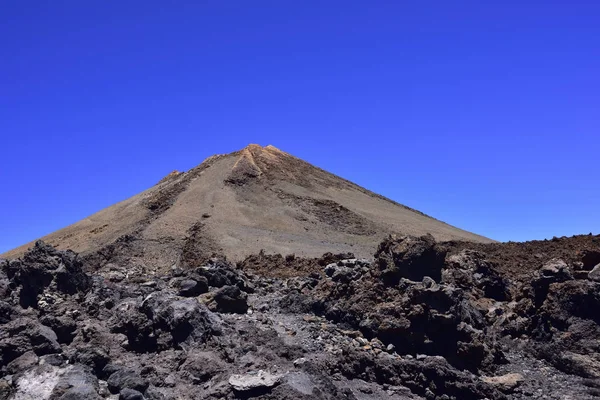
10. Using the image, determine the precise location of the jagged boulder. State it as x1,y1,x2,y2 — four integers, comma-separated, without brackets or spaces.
588,263,600,282
530,280,600,378
581,250,600,270
229,370,283,392
530,259,573,308
374,234,446,285
194,259,253,293
207,285,249,314
50,364,102,399
444,250,510,301
2,241,91,308
179,351,226,383
107,368,149,394
0,317,61,368
178,277,209,297
110,293,222,352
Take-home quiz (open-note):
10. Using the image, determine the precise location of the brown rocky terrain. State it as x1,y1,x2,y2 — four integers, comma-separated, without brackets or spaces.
1,234,600,399
2,144,492,271
2,145,599,400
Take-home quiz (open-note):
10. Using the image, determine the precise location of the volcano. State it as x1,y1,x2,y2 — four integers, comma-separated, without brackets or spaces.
2,144,491,270
4,145,600,400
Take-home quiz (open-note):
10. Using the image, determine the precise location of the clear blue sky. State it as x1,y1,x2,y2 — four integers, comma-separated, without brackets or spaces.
1,1,599,253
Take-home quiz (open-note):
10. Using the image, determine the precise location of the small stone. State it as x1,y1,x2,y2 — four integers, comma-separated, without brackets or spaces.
422,276,437,288
119,388,145,400
588,263,600,282
386,344,395,353
482,373,524,393
98,380,110,397
164,374,176,387
145,386,166,400
40,354,64,367
293,358,307,366
178,278,209,297
107,271,125,282
540,259,569,277
228,370,283,392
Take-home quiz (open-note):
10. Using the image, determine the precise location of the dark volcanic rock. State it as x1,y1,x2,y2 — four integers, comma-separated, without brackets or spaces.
444,250,510,301
110,293,222,352
0,300,15,324
119,388,145,400
6,351,39,375
581,250,600,270
178,277,209,297
40,315,78,344
208,285,249,314
195,259,253,293
529,279,600,377
588,263,600,282
2,241,90,308
50,364,102,399
0,317,61,367
107,369,149,394
2,237,600,400
375,234,447,284
180,351,226,383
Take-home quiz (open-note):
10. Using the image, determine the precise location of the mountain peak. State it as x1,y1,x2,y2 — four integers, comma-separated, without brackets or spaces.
2,145,493,267
242,143,264,151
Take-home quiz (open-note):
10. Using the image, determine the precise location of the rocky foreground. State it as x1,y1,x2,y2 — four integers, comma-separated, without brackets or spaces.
1,235,600,399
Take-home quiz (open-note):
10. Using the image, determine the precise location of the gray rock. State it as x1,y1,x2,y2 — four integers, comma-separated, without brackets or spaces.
375,234,446,284
540,259,570,277
581,250,600,270
180,351,225,383
0,378,11,400
119,388,145,400
12,364,63,399
422,276,437,289
588,263,600,281
209,285,248,314
107,370,149,394
178,278,208,297
40,353,65,367
0,300,14,324
111,293,221,351
0,318,61,366
324,263,338,277
51,364,102,399
229,370,283,391
481,373,524,393
331,266,355,283
144,385,166,400
6,351,39,375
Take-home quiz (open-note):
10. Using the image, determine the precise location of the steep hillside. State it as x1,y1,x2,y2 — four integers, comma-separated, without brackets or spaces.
2,144,492,271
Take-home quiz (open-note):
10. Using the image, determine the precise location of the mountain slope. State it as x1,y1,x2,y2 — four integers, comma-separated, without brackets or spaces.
2,144,493,271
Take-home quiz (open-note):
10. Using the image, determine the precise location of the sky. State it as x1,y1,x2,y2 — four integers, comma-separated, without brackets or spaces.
1,1,599,253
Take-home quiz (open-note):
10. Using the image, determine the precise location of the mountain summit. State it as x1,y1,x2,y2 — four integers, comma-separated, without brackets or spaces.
3,144,492,270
